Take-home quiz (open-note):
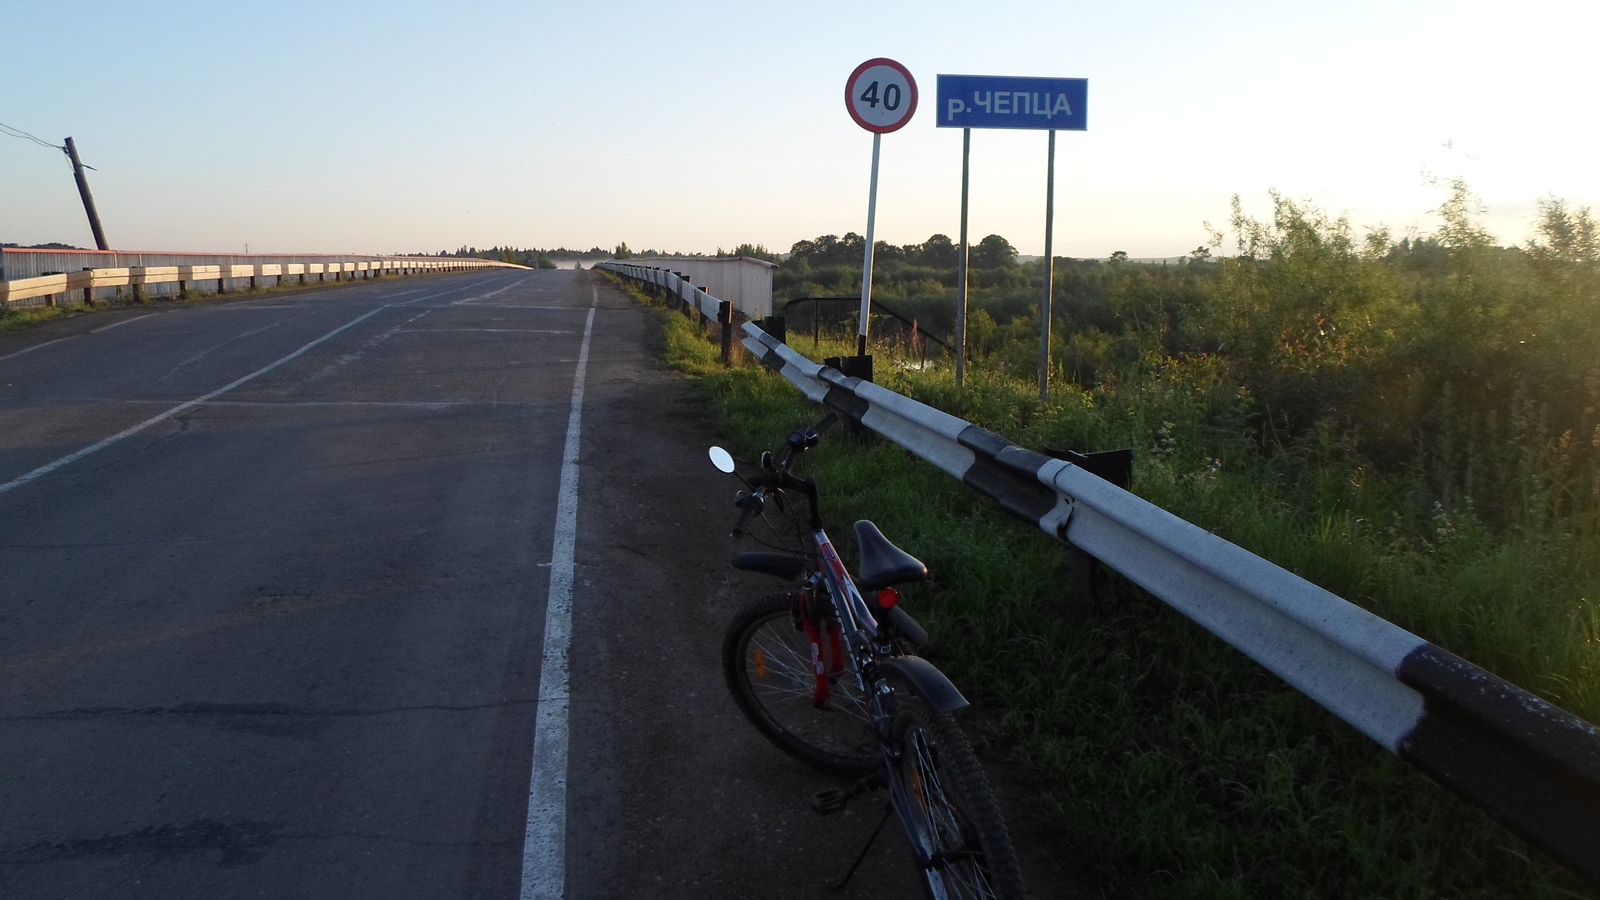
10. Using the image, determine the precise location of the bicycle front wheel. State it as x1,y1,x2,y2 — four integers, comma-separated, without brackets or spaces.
722,592,878,777
891,692,1026,900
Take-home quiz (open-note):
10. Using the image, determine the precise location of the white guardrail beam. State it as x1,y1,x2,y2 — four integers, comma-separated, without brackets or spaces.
601,262,737,364
1,254,522,308
717,320,1600,886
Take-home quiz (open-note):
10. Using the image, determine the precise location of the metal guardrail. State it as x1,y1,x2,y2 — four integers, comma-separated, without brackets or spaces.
726,323,1600,886
619,255,775,318
597,262,741,363
0,254,522,309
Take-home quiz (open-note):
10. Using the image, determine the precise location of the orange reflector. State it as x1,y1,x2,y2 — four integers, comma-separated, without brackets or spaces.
754,648,767,679
877,587,899,608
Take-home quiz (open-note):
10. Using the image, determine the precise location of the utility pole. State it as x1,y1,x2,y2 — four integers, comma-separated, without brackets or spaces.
63,137,108,251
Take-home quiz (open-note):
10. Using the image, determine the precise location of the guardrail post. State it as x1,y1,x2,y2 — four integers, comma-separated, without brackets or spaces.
81,268,93,306
218,269,228,294
755,316,786,346
719,300,734,366
1044,447,1133,614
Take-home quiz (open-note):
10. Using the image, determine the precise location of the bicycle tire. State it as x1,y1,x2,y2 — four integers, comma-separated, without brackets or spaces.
722,592,878,777
890,690,1026,900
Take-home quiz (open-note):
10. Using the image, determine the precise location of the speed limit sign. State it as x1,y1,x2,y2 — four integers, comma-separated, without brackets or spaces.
845,58,918,133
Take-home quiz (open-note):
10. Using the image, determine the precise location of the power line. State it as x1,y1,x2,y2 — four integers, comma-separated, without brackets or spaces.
0,121,63,151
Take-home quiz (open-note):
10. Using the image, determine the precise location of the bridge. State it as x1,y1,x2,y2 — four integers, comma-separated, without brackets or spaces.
5,257,1600,897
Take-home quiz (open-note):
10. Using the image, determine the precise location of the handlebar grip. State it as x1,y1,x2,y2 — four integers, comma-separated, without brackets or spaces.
731,491,765,537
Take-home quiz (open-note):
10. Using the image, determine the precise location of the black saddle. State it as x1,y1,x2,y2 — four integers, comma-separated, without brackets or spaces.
853,520,928,591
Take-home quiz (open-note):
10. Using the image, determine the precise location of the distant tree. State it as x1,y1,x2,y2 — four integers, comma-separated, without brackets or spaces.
918,234,958,268
1528,196,1597,263
614,242,632,259
1189,245,1212,263
727,243,779,263
1109,250,1129,262
1430,176,1494,251
537,251,557,269
787,233,866,269
971,234,1018,269
23,241,83,250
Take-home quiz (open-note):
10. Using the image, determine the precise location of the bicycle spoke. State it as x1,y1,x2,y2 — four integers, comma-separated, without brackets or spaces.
732,608,877,762
904,724,1004,899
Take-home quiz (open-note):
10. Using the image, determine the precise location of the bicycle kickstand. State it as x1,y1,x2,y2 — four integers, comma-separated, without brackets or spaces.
828,802,894,892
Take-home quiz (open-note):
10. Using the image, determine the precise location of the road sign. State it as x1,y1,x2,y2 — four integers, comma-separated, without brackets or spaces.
937,73,1087,397
936,74,1086,131
846,58,918,134
844,57,919,360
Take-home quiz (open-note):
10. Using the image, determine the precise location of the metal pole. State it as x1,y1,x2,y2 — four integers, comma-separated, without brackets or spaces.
719,300,733,366
1038,129,1056,401
956,127,971,387
63,137,109,251
857,132,882,357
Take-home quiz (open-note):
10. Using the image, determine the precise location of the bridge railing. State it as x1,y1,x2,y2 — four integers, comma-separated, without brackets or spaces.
0,250,521,308
597,261,747,364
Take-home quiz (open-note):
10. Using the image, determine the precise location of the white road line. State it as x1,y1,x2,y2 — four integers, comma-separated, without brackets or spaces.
0,338,72,363
456,275,530,305
519,303,597,900
452,304,587,310
0,305,395,496
90,314,158,334
399,328,571,334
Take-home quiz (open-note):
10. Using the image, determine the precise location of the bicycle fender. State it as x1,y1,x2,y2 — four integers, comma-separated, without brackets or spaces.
880,656,969,713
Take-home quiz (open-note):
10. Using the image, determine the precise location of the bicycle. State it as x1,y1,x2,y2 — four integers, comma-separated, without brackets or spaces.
710,413,1026,899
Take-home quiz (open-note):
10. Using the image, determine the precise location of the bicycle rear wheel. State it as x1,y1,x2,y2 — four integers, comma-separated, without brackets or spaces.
891,692,1026,900
722,592,878,777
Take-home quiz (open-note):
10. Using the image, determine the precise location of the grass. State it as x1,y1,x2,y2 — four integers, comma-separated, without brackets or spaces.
606,269,1600,899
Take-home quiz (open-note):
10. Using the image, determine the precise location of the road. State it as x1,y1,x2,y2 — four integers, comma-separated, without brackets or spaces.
0,270,978,899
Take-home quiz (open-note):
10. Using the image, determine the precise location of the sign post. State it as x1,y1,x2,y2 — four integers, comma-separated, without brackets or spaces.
936,74,1086,397
956,126,970,386
845,58,918,362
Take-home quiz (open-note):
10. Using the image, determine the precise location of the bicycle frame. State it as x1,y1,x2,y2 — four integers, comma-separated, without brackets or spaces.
805,528,951,875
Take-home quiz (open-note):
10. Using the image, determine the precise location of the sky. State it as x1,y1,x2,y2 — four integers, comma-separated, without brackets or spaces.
2,0,1596,258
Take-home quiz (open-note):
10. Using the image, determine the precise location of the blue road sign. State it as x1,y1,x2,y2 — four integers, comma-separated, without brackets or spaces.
936,75,1087,131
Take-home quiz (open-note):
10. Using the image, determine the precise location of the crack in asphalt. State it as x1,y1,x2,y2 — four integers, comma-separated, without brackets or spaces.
3,698,537,723
0,819,283,869
0,818,514,869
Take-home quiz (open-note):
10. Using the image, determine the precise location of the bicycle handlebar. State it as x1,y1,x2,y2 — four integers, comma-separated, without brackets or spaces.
726,413,837,536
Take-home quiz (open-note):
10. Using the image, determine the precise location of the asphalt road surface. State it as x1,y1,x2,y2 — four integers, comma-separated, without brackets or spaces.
0,270,1067,900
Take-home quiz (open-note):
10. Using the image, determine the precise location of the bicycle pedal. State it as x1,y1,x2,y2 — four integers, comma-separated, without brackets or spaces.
810,788,851,815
